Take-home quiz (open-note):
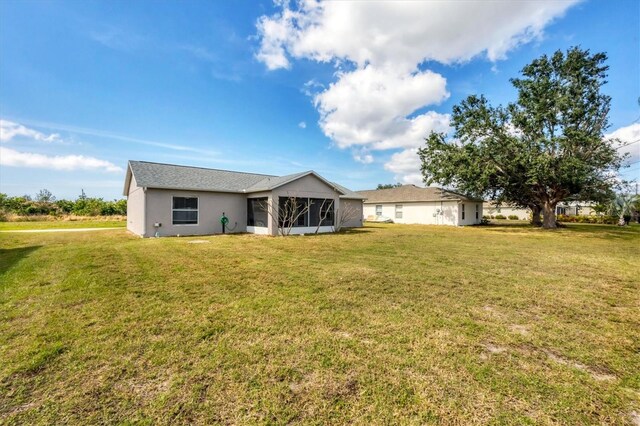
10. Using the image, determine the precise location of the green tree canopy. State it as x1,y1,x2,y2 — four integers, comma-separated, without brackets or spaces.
376,183,403,190
419,47,625,228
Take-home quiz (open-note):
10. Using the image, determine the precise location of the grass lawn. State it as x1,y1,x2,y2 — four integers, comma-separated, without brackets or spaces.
1,223,638,424
0,220,126,231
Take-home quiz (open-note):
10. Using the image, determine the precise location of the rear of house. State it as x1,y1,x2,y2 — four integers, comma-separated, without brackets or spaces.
358,185,482,226
124,161,364,237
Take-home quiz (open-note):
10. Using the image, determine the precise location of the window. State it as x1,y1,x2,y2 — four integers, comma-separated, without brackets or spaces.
461,203,465,220
247,197,268,227
172,197,198,225
476,204,479,220
309,198,334,227
395,204,403,219
375,205,382,216
557,206,566,215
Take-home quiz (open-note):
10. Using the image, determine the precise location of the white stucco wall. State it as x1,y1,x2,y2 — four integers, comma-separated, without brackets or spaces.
364,201,482,226
484,205,530,220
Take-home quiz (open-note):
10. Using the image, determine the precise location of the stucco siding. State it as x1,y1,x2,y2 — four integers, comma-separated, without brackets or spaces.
144,189,247,237
457,202,483,225
339,198,364,228
126,175,146,236
364,200,481,226
483,205,530,220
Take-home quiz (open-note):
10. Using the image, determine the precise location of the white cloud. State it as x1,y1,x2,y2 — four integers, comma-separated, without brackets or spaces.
384,148,424,186
606,123,640,165
314,66,450,150
6,119,219,156
256,0,580,182
0,146,123,173
0,120,61,143
298,121,307,129
352,148,374,164
256,0,579,72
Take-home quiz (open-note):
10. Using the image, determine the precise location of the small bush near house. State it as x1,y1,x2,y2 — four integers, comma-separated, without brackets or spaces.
556,214,618,224
482,215,490,219
495,214,507,220
508,215,519,220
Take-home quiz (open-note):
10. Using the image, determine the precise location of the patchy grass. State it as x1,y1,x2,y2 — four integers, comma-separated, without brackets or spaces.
0,223,638,424
0,220,125,231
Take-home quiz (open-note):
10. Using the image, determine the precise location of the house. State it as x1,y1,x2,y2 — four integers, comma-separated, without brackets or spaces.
483,201,598,219
357,185,483,226
555,201,597,216
124,161,364,237
482,202,531,220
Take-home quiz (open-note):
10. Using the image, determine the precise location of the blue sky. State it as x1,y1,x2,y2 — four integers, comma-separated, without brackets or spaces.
1,0,638,200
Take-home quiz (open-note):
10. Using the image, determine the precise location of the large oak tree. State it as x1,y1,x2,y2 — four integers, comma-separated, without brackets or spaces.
419,47,624,228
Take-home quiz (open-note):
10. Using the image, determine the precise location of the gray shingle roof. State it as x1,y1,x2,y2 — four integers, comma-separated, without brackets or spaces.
125,161,363,198
243,171,310,192
357,185,480,203
127,161,273,193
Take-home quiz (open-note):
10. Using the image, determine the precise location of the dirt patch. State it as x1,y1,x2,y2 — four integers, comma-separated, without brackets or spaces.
509,324,530,336
629,410,640,426
543,350,616,381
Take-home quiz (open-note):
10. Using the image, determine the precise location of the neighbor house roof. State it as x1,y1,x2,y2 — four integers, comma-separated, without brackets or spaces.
357,185,481,203
124,160,364,199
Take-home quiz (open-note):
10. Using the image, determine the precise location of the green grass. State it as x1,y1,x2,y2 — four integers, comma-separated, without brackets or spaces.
1,223,639,424
0,220,125,231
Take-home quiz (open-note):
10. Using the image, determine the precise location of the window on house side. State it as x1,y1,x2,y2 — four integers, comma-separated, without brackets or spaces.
395,204,403,219
172,197,198,225
375,205,382,216
461,203,465,220
476,204,479,219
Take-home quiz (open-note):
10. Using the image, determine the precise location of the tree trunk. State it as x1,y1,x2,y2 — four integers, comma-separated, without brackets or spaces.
530,205,542,226
542,201,557,229
618,213,626,226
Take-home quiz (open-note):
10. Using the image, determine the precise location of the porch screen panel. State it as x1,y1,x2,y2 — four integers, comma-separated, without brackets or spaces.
309,198,334,226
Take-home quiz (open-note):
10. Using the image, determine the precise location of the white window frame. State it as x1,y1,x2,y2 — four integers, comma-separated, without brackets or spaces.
475,204,479,220
395,204,403,219
172,196,199,226
461,203,465,220
375,205,383,216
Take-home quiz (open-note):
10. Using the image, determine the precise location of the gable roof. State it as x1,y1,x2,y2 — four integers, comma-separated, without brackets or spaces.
124,161,363,199
357,185,480,203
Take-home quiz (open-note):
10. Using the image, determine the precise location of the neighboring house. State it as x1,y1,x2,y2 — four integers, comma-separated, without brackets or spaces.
482,202,531,220
483,201,598,219
124,161,364,237
357,185,483,226
555,201,597,216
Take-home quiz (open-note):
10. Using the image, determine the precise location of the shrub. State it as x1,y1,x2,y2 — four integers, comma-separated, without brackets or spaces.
495,214,507,220
556,214,618,224
508,215,519,220
482,215,490,219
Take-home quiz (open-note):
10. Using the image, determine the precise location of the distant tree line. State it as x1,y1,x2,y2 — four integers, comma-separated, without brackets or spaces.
0,189,127,219
377,183,403,190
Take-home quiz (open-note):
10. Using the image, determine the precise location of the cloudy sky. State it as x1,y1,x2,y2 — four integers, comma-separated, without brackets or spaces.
1,0,638,200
